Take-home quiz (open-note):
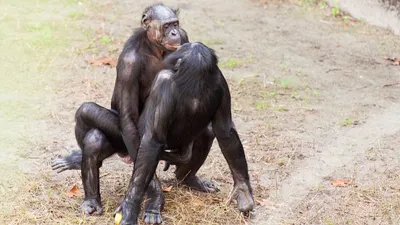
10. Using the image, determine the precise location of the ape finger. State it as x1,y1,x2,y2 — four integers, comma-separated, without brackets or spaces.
143,210,163,224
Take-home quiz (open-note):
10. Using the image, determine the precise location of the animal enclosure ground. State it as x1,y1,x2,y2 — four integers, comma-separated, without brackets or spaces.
1,0,400,224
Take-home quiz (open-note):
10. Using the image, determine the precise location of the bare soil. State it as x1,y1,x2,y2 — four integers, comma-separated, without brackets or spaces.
1,0,400,224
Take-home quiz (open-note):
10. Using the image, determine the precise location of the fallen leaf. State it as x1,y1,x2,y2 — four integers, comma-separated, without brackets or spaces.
66,184,79,197
162,186,173,192
256,198,269,206
383,56,400,66
330,179,351,187
88,57,118,67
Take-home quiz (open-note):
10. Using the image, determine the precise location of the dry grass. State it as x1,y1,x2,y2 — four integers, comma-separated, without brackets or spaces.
288,180,400,225
0,165,249,225
162,186,246,225
0,0,322,223
4,0,397,224
284,132,400,225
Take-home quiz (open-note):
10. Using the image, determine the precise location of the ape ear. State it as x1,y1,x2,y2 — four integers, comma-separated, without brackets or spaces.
173,8,180,16
173,58,182,71
141,13,151,29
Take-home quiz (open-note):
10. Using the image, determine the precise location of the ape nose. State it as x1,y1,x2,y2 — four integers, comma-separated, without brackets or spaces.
171,29,177,36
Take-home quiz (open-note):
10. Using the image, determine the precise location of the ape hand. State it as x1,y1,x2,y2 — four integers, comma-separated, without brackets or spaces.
227,182,255,213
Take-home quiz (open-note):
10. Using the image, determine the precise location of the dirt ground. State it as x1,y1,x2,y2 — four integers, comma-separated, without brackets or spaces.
1,0,400,224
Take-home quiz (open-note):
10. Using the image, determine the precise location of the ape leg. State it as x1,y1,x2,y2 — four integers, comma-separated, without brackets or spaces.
214,126,254,213
52,102,126,174
75,103,122,215
118,137,163,225
114,174,164,224
175,125,219,193
81,128,116,215
68,102,165,220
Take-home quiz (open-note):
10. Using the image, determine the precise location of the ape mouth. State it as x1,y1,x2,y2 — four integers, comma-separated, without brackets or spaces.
165,44,181,51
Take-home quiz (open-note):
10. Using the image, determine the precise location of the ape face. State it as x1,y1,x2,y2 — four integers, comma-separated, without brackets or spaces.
141,4,182,51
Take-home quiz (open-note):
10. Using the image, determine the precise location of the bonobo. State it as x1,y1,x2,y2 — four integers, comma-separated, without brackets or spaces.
116,42,255,224
51,3,196,224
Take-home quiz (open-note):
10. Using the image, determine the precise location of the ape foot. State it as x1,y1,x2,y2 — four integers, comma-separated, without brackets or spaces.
143,210,162,224
81,199,103,215
51,158,71,173
182,176,220,193
227,182,255,213
51,150,82,173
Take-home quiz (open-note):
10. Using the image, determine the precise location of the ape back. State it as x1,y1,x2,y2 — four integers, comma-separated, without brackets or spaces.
141,42,223,148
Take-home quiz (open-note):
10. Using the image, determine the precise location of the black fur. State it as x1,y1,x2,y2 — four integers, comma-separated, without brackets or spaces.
118,42,255,224
52,4,191,225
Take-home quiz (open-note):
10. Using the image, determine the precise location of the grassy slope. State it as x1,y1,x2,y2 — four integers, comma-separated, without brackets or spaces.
0,0,87,222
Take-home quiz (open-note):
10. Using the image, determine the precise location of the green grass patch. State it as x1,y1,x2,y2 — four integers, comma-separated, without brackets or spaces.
101,35,112,44
220,58,243,69
69,10,85,20
256,101,268,110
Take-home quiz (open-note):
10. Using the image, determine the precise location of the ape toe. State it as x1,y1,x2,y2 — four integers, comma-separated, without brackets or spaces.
81,199,103,215
143,211,163,224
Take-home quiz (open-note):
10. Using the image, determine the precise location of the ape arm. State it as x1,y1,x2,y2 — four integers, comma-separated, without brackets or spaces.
120,73,175,224
116,52,141,161
212,73,254,213
212,74,250,185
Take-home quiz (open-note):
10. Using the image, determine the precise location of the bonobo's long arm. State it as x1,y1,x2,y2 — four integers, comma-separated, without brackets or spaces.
119,71,175,224
212,71,255,212
116,50,141,161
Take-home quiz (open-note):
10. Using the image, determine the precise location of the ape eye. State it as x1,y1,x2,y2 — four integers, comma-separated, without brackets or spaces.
173,22,179,27
163,24,169,29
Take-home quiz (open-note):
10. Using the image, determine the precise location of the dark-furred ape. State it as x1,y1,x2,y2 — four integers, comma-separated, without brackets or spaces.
51,4,219,225
115,42,255,225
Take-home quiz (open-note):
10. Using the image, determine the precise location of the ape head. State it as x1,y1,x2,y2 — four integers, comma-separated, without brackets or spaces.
141,3,182,51
163,42,219,74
